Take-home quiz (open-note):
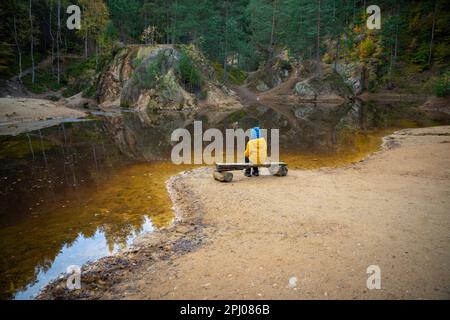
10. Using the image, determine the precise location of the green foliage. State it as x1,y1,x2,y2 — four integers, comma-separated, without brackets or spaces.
132,57,143,69
177,51,202,92
0,42,14,78
0,135,52,160
386,63,439,95
65,58,96,79
140,60,160,88
0,0,448,97
229,67,247,85
128,47,195,101
433,42,450,64
63,55,112,98
22,69,65,94
83,84,97,99
97,53,116,73
98,20,119,50
199,89,208,100
359,38,376,59
411,43,430,70
434,71,450,97
10,52,43,78
226,110,248,123
107,0,140,41
213,63,246,85
404,0,450,68
62,86,80,98
78,0,109,46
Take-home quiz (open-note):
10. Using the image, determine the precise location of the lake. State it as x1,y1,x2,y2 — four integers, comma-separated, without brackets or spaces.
0,100,444,299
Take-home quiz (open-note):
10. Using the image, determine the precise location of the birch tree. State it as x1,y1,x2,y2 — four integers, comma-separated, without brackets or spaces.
29,0,35,84
57,0,61,84
316,0,321,75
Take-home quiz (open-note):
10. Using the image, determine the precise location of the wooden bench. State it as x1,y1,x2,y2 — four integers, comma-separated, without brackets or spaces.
213,162,288,182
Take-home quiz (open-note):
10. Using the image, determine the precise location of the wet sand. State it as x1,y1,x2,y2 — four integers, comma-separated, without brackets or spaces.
38,126,450,299
0,98,86,135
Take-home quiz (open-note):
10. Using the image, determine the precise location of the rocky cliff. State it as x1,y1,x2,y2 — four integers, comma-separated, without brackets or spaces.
245,51,354,103
293,61,354,101
96,44,242,114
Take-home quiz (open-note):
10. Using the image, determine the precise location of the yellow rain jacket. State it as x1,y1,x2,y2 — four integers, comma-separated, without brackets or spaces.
245,137,267,164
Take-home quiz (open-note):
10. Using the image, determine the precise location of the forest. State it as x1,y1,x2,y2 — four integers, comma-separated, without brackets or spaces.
1,0,450,301
0,0,449,97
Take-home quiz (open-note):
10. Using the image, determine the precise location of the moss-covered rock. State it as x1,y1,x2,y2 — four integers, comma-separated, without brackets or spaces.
97,44,241,113
294,81,316,98
246,51,294,92
296,62,354,100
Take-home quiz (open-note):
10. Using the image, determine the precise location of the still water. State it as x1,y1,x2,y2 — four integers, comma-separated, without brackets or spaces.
0,101,444,299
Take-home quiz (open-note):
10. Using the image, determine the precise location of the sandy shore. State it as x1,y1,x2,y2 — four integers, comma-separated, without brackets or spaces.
0,97,86,135
38,126,450,300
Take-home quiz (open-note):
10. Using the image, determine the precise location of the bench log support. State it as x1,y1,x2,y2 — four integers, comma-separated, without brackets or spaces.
213,162,288,182
213,171,234,182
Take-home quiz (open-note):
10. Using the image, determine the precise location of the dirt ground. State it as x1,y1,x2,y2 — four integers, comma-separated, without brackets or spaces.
112,126,450,299
39,126,450,300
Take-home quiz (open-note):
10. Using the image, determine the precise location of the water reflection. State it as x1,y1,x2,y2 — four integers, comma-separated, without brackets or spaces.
0,120,191,299
221,99,438,153
14,216,154,300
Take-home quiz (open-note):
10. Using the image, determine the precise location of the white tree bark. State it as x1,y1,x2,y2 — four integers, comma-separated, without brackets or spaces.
316,0,321,75
49,1,55,76
57,0,61,84
29,0,35,84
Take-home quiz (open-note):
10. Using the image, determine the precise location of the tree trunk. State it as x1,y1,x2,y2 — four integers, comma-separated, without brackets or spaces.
83,4,88,56
353,0,356,24
428,1,437,66
13,15,23,83
95,42,98,71
49,1,55,76
333,0,336,19
85,30,88,59
361,64,367,92
388,47,394,83
394,22,399,58
26,133,35,160
394,0,399,59
143,12,148,44
29,0,35,84
269,0,278,59
334,33,341,70
166,2,170,44
316,0,321,75
173,0,178,44
223,1,229,82
333,1,341,71
57,0,61,84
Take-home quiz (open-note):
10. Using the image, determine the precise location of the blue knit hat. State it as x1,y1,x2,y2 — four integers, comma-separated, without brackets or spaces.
250,127,260,140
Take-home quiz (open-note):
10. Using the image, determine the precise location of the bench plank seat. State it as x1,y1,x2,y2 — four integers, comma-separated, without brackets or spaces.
216,162,287,172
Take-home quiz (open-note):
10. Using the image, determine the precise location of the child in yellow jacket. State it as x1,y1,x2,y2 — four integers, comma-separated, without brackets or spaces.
244,127,267,177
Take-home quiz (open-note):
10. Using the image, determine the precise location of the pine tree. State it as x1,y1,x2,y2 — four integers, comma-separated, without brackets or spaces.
107,0,139,44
